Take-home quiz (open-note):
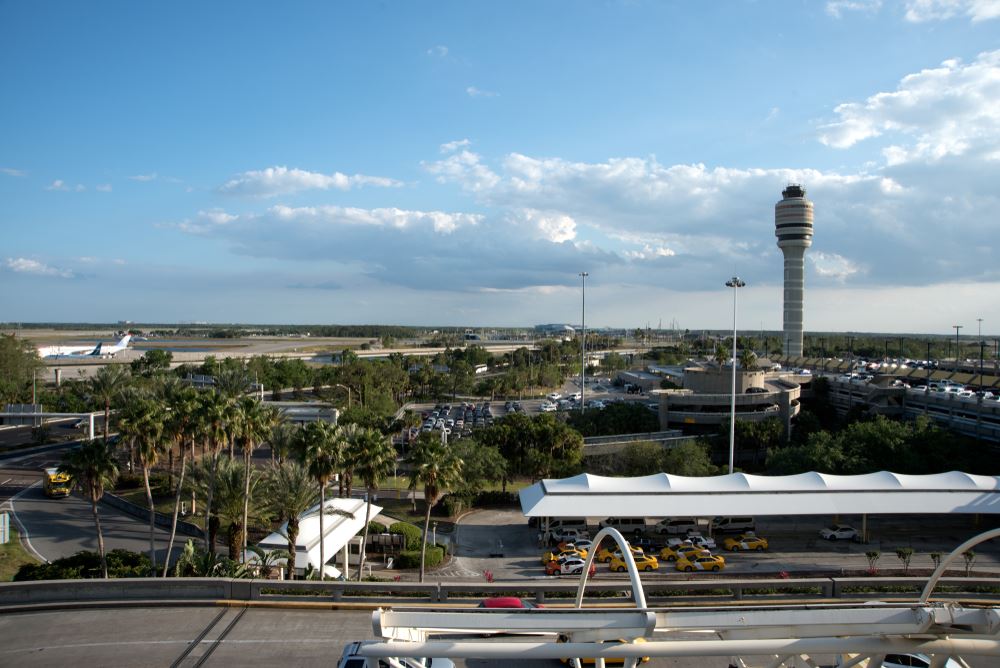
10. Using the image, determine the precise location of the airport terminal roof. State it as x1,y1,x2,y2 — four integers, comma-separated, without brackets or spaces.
519,471,1000,518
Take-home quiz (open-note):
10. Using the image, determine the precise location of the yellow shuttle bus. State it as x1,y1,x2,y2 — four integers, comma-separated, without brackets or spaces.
42,467,72,498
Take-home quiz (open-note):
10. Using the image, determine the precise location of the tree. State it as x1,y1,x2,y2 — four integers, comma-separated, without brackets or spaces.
59,439,120,578
0,334,43,404
210,456,263,561
619,441,665,477
130,349,173,376
453,440,506,497
89,365,130,443
662,441,717,476
895,547,914,575
195,390,233,550
352,429,396,580
117,391,165,574
714,343,730,366
295,421,344,580
269,422,298,465
407,434,463,583
236,397,280,560
160,383,199,577
263,461,317,580
739,348,758,371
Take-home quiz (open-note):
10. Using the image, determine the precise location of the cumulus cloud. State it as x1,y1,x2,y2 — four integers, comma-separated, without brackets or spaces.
218,166,402,198
424,150,501,193
4,257,74,278
46,180,67,191
818,50,1000,164
904,0,1000,22
440,138,472,153
810,252,863,281
466,86,498,98
826,0,882,18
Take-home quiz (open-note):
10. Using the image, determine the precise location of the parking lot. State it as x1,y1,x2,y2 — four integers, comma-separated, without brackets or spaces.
440,509,1000,581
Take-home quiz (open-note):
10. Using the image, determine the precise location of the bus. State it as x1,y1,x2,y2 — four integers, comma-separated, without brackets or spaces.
42,467,71,498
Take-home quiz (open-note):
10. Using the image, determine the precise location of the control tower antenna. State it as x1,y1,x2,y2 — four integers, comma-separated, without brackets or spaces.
775,184,814,357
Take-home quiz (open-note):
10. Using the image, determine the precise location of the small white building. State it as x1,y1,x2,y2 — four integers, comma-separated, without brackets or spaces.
256,496,382,579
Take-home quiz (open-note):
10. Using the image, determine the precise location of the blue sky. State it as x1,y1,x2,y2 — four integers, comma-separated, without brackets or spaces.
3,1,1000,333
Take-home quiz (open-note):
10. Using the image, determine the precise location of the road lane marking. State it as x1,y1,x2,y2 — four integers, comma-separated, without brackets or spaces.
8,482,48,563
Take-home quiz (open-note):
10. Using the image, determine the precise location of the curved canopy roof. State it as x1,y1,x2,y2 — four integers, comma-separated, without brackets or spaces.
519,471,1000,518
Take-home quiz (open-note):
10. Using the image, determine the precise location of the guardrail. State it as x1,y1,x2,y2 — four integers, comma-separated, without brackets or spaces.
100,492,202,538
0,576,996,609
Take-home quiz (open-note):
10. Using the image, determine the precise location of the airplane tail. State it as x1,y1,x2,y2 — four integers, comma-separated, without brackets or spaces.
89,343,103,356
116,334,132,348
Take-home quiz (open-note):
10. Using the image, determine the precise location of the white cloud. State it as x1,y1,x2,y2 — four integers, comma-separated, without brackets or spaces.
818,50,1000,164
129,173,158,182
424,150,501,193
810,252,863,281
511,209,578,243
440,138,472,153
826,0,882,18
4,257,74,278
46,179,68,191
218,166,402,198
427,45,449,57
0,167,24,177
466,86,498,98
904,0,1000,22
96,184,113,192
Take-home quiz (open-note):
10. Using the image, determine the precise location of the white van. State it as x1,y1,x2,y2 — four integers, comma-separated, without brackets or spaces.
599,517,648,536
711,516,755,533
654,518,698,535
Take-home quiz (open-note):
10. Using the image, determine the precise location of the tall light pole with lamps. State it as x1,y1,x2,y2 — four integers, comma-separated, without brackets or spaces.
726,277,746,475
954,325,963,368
579,272,589,413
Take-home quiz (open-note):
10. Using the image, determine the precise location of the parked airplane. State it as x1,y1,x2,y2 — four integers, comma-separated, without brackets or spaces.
38,334,132,359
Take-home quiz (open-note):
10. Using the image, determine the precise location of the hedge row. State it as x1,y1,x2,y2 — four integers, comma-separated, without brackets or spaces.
394,544,445,569
388,522,423,550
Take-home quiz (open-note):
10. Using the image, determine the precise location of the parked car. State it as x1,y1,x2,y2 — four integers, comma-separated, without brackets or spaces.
675,553,726,572
873,654,960,668
655,518,698,535
478,596,541,609
599,517,648,536
659,544,709,562
723,534,769,552
545,557,596,576
596,544,644,563
819,524,859,541
710,516,756,533
558,538,594,553
609,553,658,572
541,548,588,565
666,532,715,550
550,527,591,543
547,392,562,401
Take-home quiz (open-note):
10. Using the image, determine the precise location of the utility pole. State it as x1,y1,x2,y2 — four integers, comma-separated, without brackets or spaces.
579,272,588,413
953,325,963,368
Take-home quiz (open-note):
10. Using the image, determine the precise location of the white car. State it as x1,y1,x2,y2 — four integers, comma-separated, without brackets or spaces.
819,524,858,541
667,532,716,550
655,518,698,535
540,401,557,412
547,392,562,401
849,655,960,668
339,640,455,668
569,392,582,401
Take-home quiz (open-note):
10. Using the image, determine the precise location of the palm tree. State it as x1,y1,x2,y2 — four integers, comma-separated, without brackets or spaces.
294,421,343,580
209,456,263,561
407,434,463,583
739,347,759,371
160,383,200,577
714,342,730,367
117,390,166,574
338,422,362,498
89,364,130,444
237,397,280,560
268,422,298,465
59,439,119,578
195,390,232,551
214,367,249,399
353,429,396,580
263,461,317,580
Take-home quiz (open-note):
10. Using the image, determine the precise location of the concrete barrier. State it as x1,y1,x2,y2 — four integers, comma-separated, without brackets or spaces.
0,576,995,610
100,491,202,538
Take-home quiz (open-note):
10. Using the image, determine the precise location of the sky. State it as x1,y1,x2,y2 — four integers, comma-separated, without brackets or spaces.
2,0,1000,334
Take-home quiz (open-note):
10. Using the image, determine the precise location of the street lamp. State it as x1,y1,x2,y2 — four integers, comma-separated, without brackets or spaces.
725,276,746,475
579,272,589,413
953,325,963,369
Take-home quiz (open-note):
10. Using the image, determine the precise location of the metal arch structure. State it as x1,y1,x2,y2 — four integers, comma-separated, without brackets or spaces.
358,527,1000,668
922,526,1000,602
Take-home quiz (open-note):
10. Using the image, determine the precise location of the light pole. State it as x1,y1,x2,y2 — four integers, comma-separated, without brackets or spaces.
953,325,963,368
725,277,745,475
579,272,589,413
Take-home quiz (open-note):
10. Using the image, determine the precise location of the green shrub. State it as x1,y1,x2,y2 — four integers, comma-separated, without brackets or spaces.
14,549,152,581
388,522,423,550
441,495,467,517
367,520,387,534
394,544,444,569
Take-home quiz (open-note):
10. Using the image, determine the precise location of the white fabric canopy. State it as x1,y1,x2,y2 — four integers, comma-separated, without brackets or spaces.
518,471,1000,518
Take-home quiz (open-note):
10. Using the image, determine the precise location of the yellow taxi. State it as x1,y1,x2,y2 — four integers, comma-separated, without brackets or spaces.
675,553,726,572
659,543,707,562
596,544,643,563
609,553,659,572
723,534,769,552
541,548,587,565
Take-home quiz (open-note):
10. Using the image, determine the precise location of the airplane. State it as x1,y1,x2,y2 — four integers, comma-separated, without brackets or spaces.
38,334,132,359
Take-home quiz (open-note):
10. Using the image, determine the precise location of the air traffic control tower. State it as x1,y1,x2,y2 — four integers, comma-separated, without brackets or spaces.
775,184,813,357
